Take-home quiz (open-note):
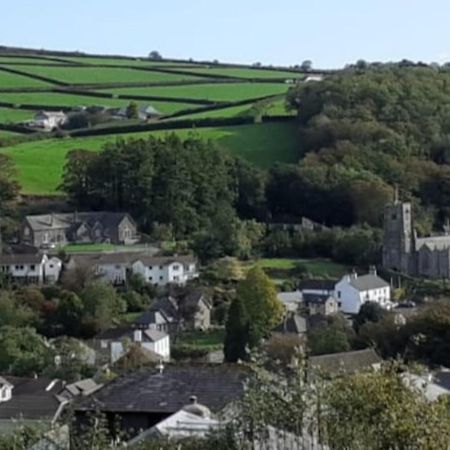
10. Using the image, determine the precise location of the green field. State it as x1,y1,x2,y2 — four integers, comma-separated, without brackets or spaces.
177,67,304,80
257,258,347,278
0,57,67,64
0,69,51,88
0,130,22,139
102,82,289,102
1,121,298,195
0,92,193,114
0,107,33,123
65,56,205,68
15,66,207,85
178,329,224,349
176,104,253,120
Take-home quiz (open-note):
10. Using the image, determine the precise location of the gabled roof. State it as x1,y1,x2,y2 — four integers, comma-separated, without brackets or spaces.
0,376,65,421
134,309,170,327
134,254,196,267
273,314,307,334
94,326,131,341
142,329,168,342
309,349,381,375
24,211,134,232
298,279,337,291
0,253,45,265
348,274,389,291
76,364,249,415
182,290,212,310
304,294,335,305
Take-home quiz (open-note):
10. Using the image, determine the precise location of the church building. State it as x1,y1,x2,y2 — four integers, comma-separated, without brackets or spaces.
382,198,450,278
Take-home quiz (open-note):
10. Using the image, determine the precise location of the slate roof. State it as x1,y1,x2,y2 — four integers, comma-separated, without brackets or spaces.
349,274,389,291
24,212,134,232
94,326,131,341
135,254,196,267
309,349,381,375
142,329,167,342
183,290,212,309
415,235,450,251
76,364,249,414
134,310,170,327
0,253,45,265
273,314,307,335
303,293,331,304
298,279,337,291
0,377,65,421
151,296,179,321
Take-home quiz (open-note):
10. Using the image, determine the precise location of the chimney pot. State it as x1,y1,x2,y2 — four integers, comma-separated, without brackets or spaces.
189,395,198,404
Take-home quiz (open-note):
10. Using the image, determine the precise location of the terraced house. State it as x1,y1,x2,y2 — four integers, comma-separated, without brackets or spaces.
21,212,138,248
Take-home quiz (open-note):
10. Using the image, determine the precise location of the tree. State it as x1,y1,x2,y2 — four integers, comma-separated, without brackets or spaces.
0,154,19,216
236,266,283,347
126,101,139,119
308,326,351,355
81,282,126,334
0,292,37,328
224,297,249,362
300,60,313,71
148,50,162,60
353,301,388,332
0,326,53,376
55,290,85,336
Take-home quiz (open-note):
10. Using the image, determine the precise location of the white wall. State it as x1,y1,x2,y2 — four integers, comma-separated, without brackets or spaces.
131,260,198,286
97,263,127,285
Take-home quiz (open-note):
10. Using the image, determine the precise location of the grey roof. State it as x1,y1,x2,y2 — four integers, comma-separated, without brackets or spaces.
151,296,179,321
298,279,337,291
94,326,131,341
273,314,307,334
64,379,102,397
0,377,65,421
304,294,334,305
76,364,249,414
349,274,389,291
309,349,381,375
142,329,168,342
135,254,196,266
182,290,212,310
134,310,170,327
25,211,134,232
0,253,45,265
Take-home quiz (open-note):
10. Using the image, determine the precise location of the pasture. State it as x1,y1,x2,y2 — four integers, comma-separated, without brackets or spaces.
0,69,51,88
0,121,299,195
0,107,34,123
0,92,194,114
14,66,207,85
175,67,304,79
102,82,289,102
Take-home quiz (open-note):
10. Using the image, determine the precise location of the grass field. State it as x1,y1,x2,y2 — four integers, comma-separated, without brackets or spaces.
65,56,205,67
0,57,66,64
176,67,304,80
178,329,224,349
258,258,347,278
0,92,194,114
1,121,299,195
102,82,289,102
0,107,33,123
0,130,22,139
176,104,254,120
0,69,51,88
15,66,207,85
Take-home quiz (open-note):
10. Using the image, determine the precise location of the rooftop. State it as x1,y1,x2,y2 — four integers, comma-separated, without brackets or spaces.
76,364,249,415
309,349,381,375
298,279,337,291
0,253,45,265
348,274,389,291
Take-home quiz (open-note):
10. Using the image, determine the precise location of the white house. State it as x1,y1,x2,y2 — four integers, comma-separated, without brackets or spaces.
95,327,170,364
32,111,67,130
0,253,62,284
334,268,391,314
131,255,199,287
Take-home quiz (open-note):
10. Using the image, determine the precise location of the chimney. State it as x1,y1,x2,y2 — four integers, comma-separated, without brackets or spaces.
156,360,164,374
369,266,377,276
189,395,198,405
49,213,54,227
351,269,358,279
73,210,79,223
133,330,142,343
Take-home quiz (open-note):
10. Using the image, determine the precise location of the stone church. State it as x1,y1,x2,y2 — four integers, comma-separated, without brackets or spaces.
383,199,450,278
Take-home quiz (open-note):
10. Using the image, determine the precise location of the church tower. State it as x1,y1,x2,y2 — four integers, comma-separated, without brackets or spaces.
382,192,413,274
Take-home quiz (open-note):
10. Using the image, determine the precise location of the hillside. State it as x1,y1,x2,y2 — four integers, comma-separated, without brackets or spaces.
0,49,308,195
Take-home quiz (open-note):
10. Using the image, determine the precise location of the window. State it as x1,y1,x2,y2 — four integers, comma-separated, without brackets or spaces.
337,291,341,299
30,265,35,271
391,213,397,220
159,276,163,281
174,276,180,281
159,265,164,270
115,265,121,269
173,264,180,271
149,276,153,281
148,266,153,270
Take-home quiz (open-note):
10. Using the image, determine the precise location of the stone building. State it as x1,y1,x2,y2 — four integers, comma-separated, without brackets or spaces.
383,198,450,278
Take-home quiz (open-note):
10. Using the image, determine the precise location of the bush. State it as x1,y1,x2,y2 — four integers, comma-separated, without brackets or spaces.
171,344,209,361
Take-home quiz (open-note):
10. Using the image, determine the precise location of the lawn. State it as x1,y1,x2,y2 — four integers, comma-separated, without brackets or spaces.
102,82,289,102
0,56,66,64
0,92,193,114
1,121,299,195
0,69,51,88
65,56,205,68
0,107,34,123
175,67,304,80
177,329,224,349
61,243,130,253
15,66,207,85
0,130,22,139
257,258,347,278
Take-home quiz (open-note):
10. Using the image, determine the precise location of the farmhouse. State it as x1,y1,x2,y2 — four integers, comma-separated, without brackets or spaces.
0,253,62,284
21,211,138,248
31,111,67,130
334,268,391,314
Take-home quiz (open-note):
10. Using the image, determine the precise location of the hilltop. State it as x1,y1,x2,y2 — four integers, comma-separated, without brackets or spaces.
0,47,315,195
